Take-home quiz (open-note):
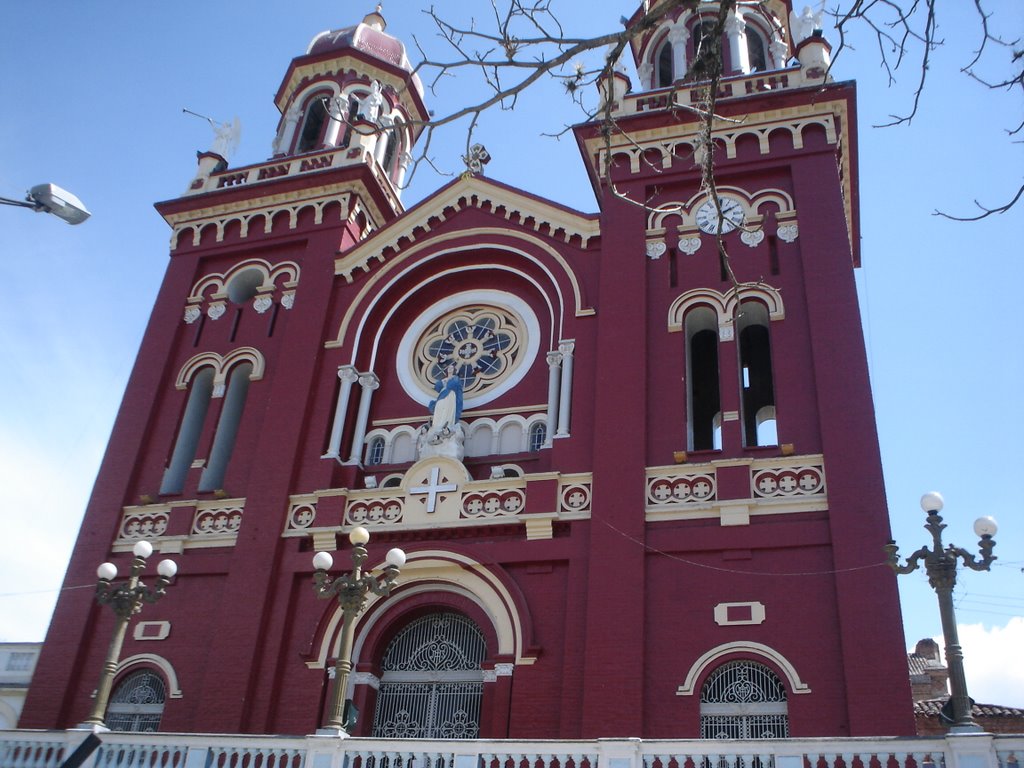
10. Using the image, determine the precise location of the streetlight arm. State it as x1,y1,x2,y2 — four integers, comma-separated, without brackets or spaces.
0,196,40,210
884,541,931,575
949,537,997,572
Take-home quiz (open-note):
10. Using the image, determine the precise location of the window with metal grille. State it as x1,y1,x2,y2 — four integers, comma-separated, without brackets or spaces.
366,436,385,465
699,660,788,739
372,613,486,739
529,422,546,452
106,670,166,733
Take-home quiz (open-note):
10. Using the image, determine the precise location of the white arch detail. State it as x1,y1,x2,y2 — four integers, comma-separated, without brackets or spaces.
114,653,183,699
676,641,811,696
308,550,536,670
668,285,784,335
174,347,266,391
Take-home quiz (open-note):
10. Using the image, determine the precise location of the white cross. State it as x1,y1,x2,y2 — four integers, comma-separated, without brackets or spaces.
653,484,672,501
799,472,820,491
758,476,778,494
693,481,712,498
778,475,798,493
567,490,586,508
410,466,459,513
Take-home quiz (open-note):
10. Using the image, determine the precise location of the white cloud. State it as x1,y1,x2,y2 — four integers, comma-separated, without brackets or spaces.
947,618,1024,708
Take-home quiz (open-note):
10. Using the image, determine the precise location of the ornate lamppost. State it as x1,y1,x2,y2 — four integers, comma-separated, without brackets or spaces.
884,491,997,733
81,540,178,729
312,526,406,735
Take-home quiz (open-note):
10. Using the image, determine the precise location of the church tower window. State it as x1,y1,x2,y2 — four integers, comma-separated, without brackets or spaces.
746,30,768,73
372,613,486,739
106,670,167,733
700,660,789,738
737,303,776,447
686,307,721,451
198,362,253,492
656,37,674,88
296,93,330,153
160,367,215,495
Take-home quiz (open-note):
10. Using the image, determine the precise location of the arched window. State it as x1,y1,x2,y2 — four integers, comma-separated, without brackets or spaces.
381,123,400,177
746,29,768,72
160,367,215,495
686,307,721,451
198,362,253,492
529,422,547,452
106,670,166,733
691,20,719,79
339,95,358,149
738,303,776,447
656,38,674,87
373,613,486,739
700,660,788,739
366,436,385,466
226,268,263,304
296,94,329,153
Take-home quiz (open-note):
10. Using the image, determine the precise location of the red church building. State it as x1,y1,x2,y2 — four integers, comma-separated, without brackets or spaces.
21,0,916,739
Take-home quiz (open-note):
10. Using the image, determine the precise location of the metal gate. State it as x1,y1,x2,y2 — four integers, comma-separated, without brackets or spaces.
106,670,166,732
699,660,789,739
372,613,486,738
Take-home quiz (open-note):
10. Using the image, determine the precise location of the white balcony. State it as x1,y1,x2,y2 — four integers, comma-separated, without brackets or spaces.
0,732,1020,768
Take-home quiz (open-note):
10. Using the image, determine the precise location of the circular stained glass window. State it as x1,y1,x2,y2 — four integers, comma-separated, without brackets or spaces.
414,306,524,397
397,291,540,410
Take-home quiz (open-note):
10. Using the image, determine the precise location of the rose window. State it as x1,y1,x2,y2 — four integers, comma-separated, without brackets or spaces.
414,307,524,397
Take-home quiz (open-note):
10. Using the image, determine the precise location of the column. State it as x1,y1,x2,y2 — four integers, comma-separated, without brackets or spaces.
725,9,749,73
545,351,562,446
323,366,359,460
347,372,380,464
323,94,345,147
667,22,690,82
555,340,574,437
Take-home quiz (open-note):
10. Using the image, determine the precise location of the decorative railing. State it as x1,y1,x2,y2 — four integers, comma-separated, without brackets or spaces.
1,732,1020,768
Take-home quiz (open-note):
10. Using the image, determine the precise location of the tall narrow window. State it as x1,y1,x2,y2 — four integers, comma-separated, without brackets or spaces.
339,96,358,148
198,363,253,492
529,422,547,452
373,613,486,739
106,670,167,733
366,436,385,466
381,124,400,177
296,95,329,153
700,660,788,738
738,303,776,447
746,30,768,72
656,38,674,87
161,367,215,495
686,307,721,451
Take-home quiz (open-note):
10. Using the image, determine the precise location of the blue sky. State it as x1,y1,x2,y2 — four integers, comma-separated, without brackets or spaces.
1,2,1021,707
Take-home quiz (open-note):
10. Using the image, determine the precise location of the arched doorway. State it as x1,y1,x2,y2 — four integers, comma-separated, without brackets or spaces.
372,612,486,738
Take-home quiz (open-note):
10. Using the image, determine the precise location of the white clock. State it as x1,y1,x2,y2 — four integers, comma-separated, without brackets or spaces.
695,196,745,234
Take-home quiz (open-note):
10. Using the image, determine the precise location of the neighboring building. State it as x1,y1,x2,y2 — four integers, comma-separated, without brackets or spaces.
0,643,41,729
20,1,915,738
907,639,1024,735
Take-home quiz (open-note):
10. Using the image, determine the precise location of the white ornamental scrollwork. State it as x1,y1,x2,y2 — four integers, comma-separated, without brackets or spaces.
183,306,201,324
646,241,667,260
253,295,273,314
679,236,702,255
741,228,765,248
207,301,226,320
281,291,295,309
777,223,799,243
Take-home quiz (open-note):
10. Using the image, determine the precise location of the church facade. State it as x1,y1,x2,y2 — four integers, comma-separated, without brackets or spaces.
21,1,915,739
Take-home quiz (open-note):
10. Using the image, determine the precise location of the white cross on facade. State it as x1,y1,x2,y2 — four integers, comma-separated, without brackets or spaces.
410,466,459,513
778,475,798,493
798,472,819,491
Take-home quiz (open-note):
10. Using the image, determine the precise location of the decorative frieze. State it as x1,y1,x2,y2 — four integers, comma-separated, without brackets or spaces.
751,461,825,498
115,498,247,551
462,489,525,518
192,505,243,536
559,477,592,516
120,509,170,540
646,470,717,509
346,497,405,526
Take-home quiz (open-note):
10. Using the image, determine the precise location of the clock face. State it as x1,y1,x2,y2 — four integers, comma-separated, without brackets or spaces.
695,196,745,234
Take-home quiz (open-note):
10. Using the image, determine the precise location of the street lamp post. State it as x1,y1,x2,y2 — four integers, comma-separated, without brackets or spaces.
0,183,90,224
884,491,998,733
312,526,406,735
80,540,178,729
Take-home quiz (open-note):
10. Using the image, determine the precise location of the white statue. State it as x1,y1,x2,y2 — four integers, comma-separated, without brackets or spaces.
789,5,824,45
356,80,385,122
416,365,466,460
209,116,241,158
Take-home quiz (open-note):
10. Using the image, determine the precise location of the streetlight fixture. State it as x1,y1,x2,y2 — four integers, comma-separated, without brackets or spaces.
79,540,178,729
312,526,406,735
885,491,998,733
0,183,90,224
